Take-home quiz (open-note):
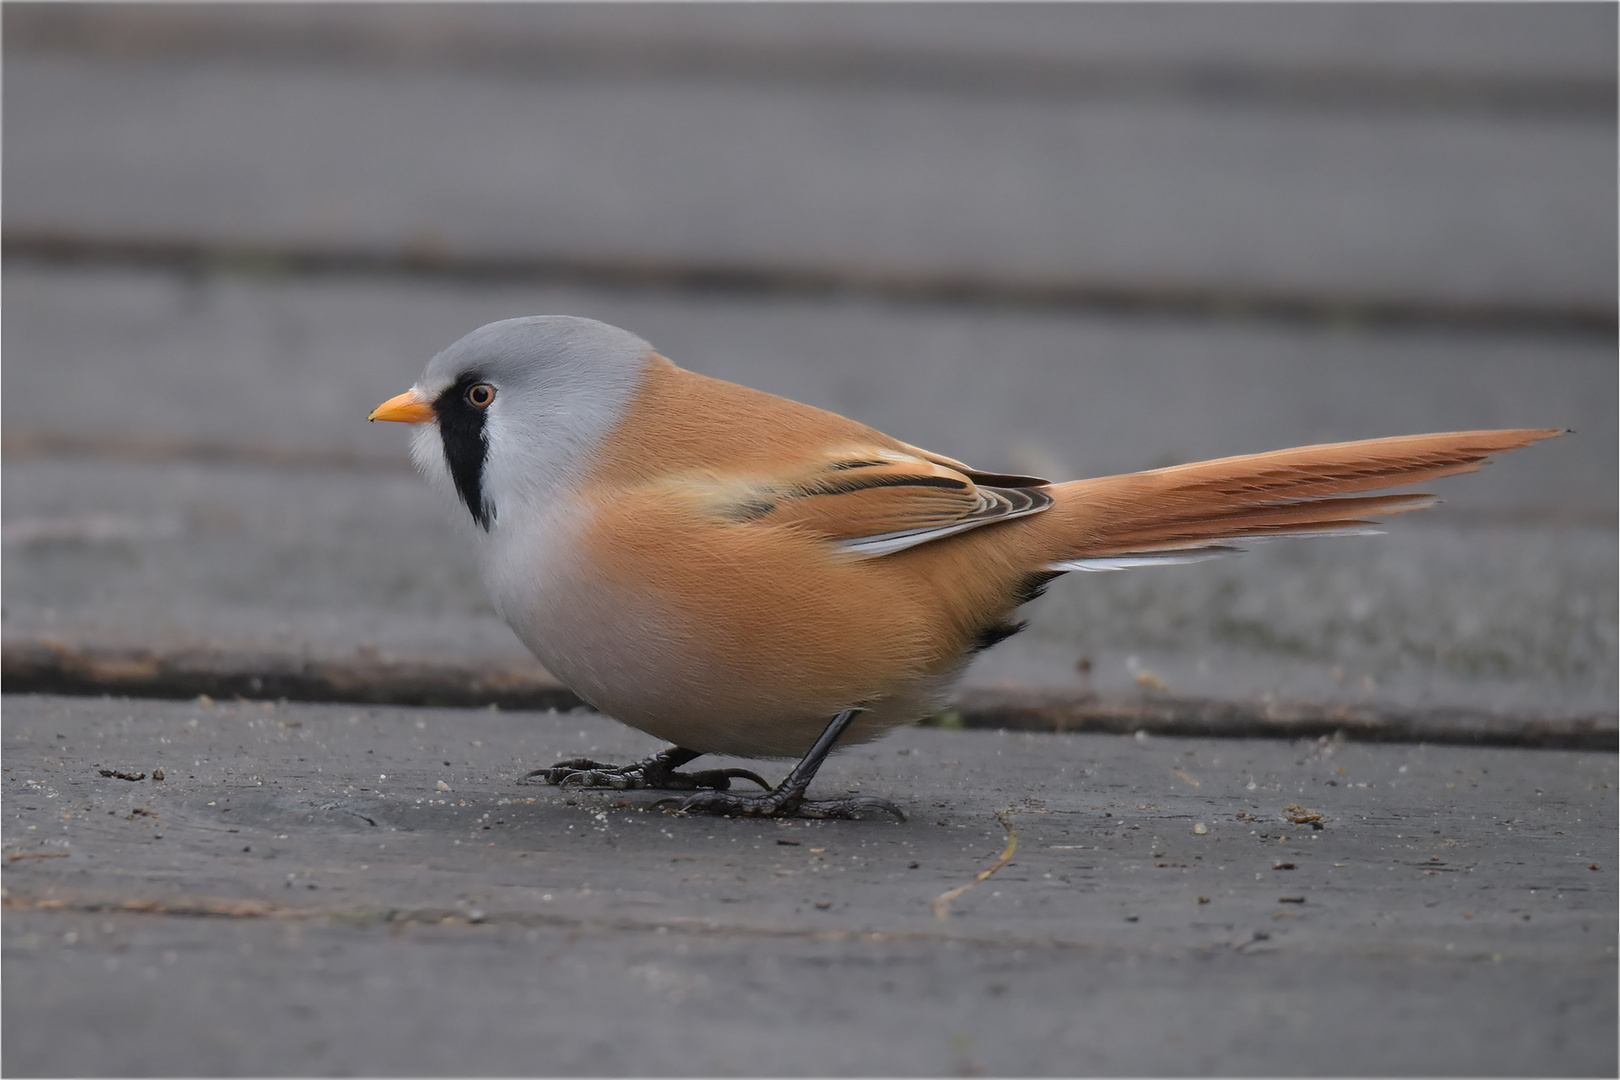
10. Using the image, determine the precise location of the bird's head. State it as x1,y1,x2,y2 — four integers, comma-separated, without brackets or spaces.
369,316,651,531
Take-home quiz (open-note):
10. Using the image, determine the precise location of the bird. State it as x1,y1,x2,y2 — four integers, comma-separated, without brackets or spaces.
370,315,1560,820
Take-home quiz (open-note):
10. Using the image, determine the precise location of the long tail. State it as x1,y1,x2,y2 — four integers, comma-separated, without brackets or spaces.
1032,429,1563,572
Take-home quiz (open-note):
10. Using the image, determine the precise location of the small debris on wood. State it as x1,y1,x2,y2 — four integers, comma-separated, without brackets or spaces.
1193,822,1209,835
1197,896,1210,904
7,851,69,862
775,838,800,846
126,807,156,819
1133,668,1169,693
1591,863,1602,871
1278,896,1306,903
98,768,146,782
1284,804,1326,828
1274,861,1296,870
931,808,1018,921
151,768,164,781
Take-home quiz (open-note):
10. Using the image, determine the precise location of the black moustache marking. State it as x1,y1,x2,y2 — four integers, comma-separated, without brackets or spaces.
435,374,495,531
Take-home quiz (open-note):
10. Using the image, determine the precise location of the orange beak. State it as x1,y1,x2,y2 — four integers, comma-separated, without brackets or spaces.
368,389,436,424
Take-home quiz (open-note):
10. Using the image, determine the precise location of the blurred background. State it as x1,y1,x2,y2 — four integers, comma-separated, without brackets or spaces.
4,3,1615,719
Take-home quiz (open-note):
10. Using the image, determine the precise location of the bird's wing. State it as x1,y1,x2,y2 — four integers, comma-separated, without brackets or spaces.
892,440,1053,490
703,451,1053,558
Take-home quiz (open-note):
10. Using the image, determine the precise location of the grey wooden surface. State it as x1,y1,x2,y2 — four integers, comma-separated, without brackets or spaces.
4,696,1615,1076
13,3,1618,81
5,454,1615,716
4,266,1613,501
7,17,1616,312
4,267,1614,713
2,7,1616,1076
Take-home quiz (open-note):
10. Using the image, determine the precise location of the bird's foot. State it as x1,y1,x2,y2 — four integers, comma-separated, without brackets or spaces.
653,709,904,820
659,787,905,821
523,750,769,792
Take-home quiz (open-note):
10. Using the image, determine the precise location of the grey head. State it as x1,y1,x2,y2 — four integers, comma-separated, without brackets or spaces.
409,316,653,530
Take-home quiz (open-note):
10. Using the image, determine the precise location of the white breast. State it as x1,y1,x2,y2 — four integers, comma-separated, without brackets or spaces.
479,499,691,722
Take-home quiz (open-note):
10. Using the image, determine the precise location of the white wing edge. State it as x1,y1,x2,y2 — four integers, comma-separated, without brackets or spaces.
1048,548,1240,572
831,490,1050,558
833,518,1004,558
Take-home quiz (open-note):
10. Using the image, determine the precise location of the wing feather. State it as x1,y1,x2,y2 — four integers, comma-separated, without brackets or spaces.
709,452,1052,558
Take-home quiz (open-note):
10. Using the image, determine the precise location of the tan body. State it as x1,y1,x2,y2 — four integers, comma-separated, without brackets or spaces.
470,353,1557,758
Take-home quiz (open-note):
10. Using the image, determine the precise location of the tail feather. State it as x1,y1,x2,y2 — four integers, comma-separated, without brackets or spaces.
1037,428,1561,567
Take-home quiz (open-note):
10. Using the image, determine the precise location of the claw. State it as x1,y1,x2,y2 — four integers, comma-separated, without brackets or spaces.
522,749,770,793
692,767,773,791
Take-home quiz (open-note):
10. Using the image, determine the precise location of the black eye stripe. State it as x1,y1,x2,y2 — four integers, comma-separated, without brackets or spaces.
435,373,495,531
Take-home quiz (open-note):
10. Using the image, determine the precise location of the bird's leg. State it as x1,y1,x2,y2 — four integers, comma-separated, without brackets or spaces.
524,745,770,792
659,709,905,821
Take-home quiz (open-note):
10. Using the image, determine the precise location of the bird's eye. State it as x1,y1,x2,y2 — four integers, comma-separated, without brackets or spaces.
466,383,496,408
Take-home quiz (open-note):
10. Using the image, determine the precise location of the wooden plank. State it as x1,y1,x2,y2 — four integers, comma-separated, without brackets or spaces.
3,44,1612,311
4,696,1616,1076
9,4,1615,88
4,267,1611,718
4,639,1613,749
4,457,1615,719
4,266,1611,515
